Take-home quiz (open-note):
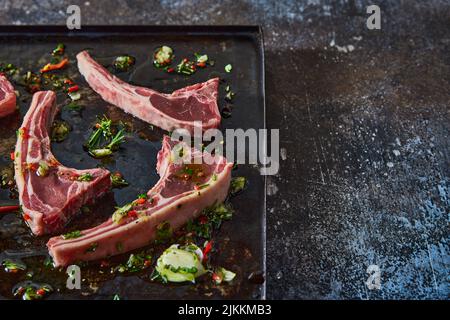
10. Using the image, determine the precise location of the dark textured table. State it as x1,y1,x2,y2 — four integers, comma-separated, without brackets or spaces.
1,0,448,300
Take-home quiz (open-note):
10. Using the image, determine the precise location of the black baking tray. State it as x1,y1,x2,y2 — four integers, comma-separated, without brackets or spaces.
0,26,266,300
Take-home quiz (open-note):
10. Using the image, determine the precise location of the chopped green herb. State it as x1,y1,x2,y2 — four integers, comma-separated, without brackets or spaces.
65,101,83,111
89,148,113,158
77,173,93,182
0,62,18,76
86,116,125,158
36,161,49,177
114,252,152,273
155,221,172,244
62,230,82,240
225,64,232,73
230,177,246,194
85,242,98,253
113,55,135,72
43,257,54,269
112,203,133,224
153,46,174,68
176,58,196,75
13,283,53,300
111,173,129,188
194,53,208,64
2,259,26,273
113,294,120,300
225,90,235,101
52,43,65,56
51,120,71,142
186,203,234,239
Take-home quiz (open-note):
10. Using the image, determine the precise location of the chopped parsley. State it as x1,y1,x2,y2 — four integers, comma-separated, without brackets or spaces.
62,230,82,240
77,173,93,182
230,177,246,194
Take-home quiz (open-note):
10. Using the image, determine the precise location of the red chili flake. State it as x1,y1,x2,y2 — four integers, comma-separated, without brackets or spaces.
23,214,31,221
36,289,46,296
69,174,79,181
114,172,122,178
197,62,206,68
182,58,188,63
199,215,208,225
194,185,201,191
144,260,151,268
202,240,213,262
135,198,146,205
67,85,79,93
127,210,137,218
64,78,74,85
167,67,175,73
95,123,101,129
10,152,15,160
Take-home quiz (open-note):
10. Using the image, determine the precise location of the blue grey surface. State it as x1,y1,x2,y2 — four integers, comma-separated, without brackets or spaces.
0,0,449,299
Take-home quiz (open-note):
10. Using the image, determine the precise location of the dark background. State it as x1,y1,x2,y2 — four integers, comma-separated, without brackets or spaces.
0,0,449,299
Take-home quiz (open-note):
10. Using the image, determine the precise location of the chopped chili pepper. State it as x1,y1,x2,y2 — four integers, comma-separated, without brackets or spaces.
135,198,146,205
10,152,15,160
36,288,46,296
67,85,79,93
194,185,201,191
144,260,152,268
40,58,69,73
64,78,74,85
0,205,20,214
95,123,101,129
167,67,175,73
127,210,137,218
197,62,206,68
23,213,31,221
202,240,213,262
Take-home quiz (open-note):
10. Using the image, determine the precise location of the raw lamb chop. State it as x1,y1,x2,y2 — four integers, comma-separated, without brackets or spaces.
47,135,233,266
77,50,221,133
0,74,17,117
14,91,111,235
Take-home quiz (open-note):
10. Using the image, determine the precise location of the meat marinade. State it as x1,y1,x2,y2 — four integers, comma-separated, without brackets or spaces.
14,91,111,236
77,51,221,134
47,136,233,266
